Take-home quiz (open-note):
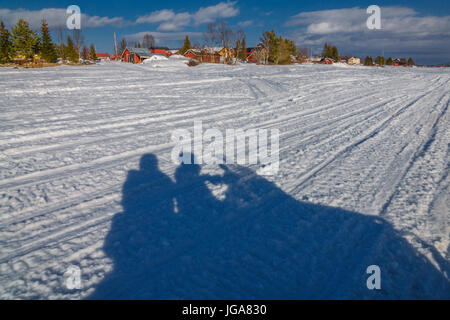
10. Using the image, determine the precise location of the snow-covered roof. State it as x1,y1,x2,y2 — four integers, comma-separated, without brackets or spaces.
125,47,152,57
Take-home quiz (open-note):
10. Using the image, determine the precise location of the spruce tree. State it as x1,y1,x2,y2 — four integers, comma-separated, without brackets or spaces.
386,57,393,65
12,19,38,59
40,20,57,63
59,43,67,60
364,56,373,66
407,57,414,66
375,56,385,66
278,38,291,65
0,21,14,63
240,38,247,61
180,35,191,55
322,43,339,61
322,43,330,58
331,46,339,61
89,44,97,60
261,30,280,64
66,35,78,63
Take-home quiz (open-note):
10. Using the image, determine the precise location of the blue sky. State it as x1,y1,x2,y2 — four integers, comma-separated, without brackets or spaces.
1,1,449,64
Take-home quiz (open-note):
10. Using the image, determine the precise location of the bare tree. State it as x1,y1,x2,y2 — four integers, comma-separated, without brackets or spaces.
119,38,127,54
203,22,217,52
72,29,84,59
56,25,65,45
235,29,245,43
55,25,65,59
81,45,89,60
217,21,233,48
142,34,155,49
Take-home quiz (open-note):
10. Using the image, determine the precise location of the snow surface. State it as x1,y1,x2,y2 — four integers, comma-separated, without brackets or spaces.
143,55,169,63
0,62,449,299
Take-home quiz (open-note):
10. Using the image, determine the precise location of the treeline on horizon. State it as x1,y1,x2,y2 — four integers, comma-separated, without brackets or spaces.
364,56,414,66
0,18,98,64
1,18,416,66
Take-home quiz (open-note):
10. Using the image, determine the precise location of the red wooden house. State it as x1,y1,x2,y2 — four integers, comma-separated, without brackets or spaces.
150,47,171,57
247,52,257,63
96,53,110,61
184,49,202,61
121,47,152,63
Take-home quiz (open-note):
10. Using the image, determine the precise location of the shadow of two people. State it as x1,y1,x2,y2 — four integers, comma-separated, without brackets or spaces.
89,153,449,299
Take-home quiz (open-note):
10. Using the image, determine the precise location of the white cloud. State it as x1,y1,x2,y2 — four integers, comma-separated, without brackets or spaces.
124,31,203,44
192,1,239,25
0,8,127,29
136,1,240,31
136,9,175,24
158,13,191,31
237,20,253,27
285,6,450,63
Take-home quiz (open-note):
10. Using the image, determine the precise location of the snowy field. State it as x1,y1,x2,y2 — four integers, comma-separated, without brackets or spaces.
0,61,449,299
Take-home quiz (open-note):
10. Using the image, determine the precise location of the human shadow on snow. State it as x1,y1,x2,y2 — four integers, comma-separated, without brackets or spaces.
89,153,449,299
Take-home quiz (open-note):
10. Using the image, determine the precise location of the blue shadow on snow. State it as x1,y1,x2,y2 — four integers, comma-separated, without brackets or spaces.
88,153,449,299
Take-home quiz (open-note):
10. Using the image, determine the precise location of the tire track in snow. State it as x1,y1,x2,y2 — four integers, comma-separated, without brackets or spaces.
288,80,448,196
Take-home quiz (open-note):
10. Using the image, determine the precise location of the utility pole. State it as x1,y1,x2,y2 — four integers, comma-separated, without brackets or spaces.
114,32,118,60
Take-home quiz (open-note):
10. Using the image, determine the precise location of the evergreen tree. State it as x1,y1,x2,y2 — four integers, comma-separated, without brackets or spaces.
407,57,414,66
235,39,241,60
33,35,41,56
284,39,297,57
375,56,385,66
180,35,191,55
89,43,97,60
12,19,38,59
259,30,296,65
261,30,280,64
386,57,393,65
59,43,67,60
331,46,339,61
322,43,330,57
0,21,14,63
66,35,78,62
364,56,373,66
322,43,339,61
278,38,291,65
40,20,57,62
240,38,247,61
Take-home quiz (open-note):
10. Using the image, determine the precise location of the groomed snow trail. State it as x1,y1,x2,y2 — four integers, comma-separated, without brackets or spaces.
0,63,448,299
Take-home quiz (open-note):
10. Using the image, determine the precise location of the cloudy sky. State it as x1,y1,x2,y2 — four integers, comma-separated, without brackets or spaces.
1,0,449,64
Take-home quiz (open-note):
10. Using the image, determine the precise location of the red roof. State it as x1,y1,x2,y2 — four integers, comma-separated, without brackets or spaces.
96,53,110,58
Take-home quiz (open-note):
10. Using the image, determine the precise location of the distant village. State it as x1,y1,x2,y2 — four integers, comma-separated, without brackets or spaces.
1,18,448,68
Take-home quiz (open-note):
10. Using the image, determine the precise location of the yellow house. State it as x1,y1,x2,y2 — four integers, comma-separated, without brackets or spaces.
13,54,26,60
348,57,361,65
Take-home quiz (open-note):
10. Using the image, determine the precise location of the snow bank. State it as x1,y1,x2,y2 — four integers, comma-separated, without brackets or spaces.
141,55,189,69
143,55,169,63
